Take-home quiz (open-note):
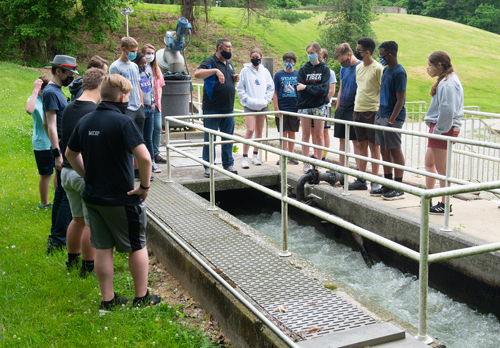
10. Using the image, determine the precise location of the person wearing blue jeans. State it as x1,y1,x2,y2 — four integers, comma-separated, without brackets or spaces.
202,110,235,174
194,38,240,178
143,105,155,162
153,109,163,161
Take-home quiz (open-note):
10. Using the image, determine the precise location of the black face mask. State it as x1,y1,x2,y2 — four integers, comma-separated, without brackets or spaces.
251,58,261,66
138,65,146,73
61,75,74,87
220,49,232,60
354,50,364,60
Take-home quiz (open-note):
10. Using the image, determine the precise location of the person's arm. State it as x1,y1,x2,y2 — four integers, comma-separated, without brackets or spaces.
335,80,342,111
65,148,85,178
272,91,280,116
138,81,144,107
193,68,224,83
127,144,152,203
304,68,330,96
26,79,43,114
434,85,458,134
45,109,63,170
265,70,275,104
328,83,336,101
235,70,249,104
388,91,406,125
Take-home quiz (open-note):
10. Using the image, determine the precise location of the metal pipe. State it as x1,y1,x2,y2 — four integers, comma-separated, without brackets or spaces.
208,134,216,211
146,212,300,348
417,198,433,344
428,242,500,263
166,118,172,182
442,140,452,232
280,155,291,257
343,123,350,196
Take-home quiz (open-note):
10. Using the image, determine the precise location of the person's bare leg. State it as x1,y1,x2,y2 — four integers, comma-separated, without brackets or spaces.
357,140,369,172
243,115,256,155
432,147,448,203
287,131,296,152
313,119,325,159
128,247,149,298
391,147,405,178
352,140,361,169
66,217,86,254
339,138,346,166
323,128,330,159
53,172,58,190
380,147,393,175
425,148,437,190
39,174,52,206
301,117,311,158
253,115,265,153
95,248,114,301
81,225,95,261
368,142,380,176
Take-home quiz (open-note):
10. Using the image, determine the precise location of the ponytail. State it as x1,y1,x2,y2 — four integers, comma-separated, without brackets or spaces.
429,50,455,97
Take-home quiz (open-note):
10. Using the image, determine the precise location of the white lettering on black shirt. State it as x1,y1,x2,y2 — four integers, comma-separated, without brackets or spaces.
88,131,100,136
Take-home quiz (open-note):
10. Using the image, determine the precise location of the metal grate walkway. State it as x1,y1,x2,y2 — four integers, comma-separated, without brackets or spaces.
146,180,378,341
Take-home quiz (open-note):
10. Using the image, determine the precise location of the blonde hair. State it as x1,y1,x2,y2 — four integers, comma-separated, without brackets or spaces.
100,74,133,101
333,43,352,60
141,43,160,80
306,42,321,53
428,50,455,97
121,37,138,50
82,68,106,91
319,48,329,62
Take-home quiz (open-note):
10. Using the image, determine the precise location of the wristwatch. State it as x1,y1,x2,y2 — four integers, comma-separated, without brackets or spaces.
51,148,62,158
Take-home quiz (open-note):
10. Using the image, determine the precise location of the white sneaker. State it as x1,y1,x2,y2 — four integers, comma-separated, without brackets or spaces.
152,162,161,173
303,162,311,173
252,154,262,165
241,156,249,169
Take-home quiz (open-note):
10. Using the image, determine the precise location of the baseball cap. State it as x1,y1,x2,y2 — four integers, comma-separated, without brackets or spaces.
50,55,79,74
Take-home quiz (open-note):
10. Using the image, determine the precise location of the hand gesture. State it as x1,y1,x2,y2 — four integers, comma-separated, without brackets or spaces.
296,83,306,91
33,79,43,92
127,186,149,203
216,70,225,84
232,74,240,83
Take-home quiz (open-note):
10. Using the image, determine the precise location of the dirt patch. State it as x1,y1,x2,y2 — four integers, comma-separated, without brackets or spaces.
148,251,233,347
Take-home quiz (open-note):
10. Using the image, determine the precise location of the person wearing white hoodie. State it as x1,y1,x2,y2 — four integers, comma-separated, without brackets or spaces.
237,48,274,168
424,50,463,215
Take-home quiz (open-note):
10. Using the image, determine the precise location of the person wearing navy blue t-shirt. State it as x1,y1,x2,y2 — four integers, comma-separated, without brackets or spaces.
374,41,407,200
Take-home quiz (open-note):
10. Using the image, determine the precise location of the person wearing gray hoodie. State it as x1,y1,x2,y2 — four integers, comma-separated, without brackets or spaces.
424,50,464,215
237,48,274,168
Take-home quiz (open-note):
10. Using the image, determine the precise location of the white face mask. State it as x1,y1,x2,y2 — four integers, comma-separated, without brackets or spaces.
145,54,155,63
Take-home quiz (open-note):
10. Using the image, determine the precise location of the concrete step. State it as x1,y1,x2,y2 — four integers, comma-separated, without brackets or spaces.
298,322,407,348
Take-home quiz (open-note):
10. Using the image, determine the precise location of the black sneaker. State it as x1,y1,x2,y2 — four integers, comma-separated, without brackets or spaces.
80,260,95,278
46,241,65,255
382,189,405,200
204,167,210,178
370,185,391,197
133,290,161,307
430,202,453,216
348,179,368,190
155,154,167,164
100,293,129,310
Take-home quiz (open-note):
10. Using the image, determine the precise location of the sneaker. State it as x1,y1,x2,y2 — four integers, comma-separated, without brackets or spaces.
155,154,167,164
204,167,210,178
315,166,323,173
152,162,161,173
382,189,405,200
348,179,368,190
370,182,380,192
133,290,161,307
241,156,249,169
370,185,391,197
303,162,311,173
322,157,328,162
39,203,52,209
430,201,453,216
100,293,129,310
80,260,95,278
46,241,65,255
276,160,280,165
252,155,262,165
224,165,238,175
288,158,299,165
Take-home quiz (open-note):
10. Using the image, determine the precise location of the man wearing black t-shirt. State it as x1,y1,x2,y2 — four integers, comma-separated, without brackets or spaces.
61,68,105,276
66,74,159,309
43,55,78,254
194,38,240,178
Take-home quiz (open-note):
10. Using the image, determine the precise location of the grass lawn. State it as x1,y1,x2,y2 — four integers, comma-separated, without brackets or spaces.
0,61,220,347
141,4,500,112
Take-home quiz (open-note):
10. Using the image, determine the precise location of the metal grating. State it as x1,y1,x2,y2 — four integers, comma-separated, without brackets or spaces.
147,180,378,340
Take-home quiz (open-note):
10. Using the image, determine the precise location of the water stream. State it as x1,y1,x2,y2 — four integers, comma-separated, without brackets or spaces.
236,211,500,348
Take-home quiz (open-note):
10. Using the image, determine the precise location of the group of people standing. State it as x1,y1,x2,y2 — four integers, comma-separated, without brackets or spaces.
196,37,463,214
25,36,164,309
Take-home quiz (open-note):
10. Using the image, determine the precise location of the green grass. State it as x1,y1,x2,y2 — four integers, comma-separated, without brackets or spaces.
0,61,220,347
140,4,500,112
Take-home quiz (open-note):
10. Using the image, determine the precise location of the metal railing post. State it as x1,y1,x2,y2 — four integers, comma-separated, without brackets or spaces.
166,118,172,183
417,197,433,344
278,113,284,172
208,134,217,211
280,153,291,257
442,140,453,232
343,124,351,196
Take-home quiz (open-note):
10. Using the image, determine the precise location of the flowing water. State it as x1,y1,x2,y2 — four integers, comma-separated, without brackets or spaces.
236,211,500,348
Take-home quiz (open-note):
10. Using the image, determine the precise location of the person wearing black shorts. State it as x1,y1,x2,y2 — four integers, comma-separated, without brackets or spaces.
273,52,300,165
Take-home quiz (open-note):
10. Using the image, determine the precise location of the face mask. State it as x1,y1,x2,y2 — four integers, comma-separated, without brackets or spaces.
427,66,437,77
61,74,74,87
341,56,351,68
251,58,261,66
145,54,155,63
127,51,137,61
379,56,389,66
284,62,295,70
138,65,146,73
220,49,232,60
354,50,364,60
307,53,318,62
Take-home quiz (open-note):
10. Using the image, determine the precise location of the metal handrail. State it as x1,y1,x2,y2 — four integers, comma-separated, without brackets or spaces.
164,110,500,345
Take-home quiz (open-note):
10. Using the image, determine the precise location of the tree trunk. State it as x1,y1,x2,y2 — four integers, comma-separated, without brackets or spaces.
183,0,195,26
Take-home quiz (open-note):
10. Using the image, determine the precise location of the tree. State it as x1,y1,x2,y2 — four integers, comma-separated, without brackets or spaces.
467,4,500,33
319,0,378,56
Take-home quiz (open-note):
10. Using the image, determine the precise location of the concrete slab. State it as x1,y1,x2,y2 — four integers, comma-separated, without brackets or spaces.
298,322,405,348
